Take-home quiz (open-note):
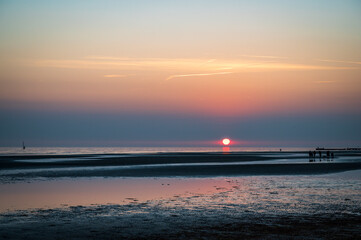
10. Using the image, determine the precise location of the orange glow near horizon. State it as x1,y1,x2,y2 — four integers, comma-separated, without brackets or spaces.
0,1,360,118
1,63,360,116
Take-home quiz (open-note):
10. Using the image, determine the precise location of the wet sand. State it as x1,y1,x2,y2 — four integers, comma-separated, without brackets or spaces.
0,151,360,239
1,172,360,239
1,151,361,180
2,207,360,239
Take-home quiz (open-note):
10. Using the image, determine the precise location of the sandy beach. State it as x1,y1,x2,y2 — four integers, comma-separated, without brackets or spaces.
0,151,360,239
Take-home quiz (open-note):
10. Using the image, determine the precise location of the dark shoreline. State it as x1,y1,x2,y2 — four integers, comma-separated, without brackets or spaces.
2,150,360,168
1,151,361,179
2,162,361,179
0,152,279,169
2,208,360,240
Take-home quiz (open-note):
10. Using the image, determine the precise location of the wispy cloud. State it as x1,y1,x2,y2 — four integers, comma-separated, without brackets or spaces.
315,80,336,84
86,56,133,61
28,57,358,76
166,71,233,80
215,67,233,70
30,58,221,71
316,59,361,65
245,63,353,70
241,54,288,59
104,74,128,78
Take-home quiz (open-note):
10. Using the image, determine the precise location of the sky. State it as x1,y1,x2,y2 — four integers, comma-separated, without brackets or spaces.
0,0,361,147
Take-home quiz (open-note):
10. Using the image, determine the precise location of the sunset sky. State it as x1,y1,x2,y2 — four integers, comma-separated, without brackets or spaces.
1,0,360,147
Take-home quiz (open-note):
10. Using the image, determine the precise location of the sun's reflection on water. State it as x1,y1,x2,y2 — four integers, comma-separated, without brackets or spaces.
222,147,230,154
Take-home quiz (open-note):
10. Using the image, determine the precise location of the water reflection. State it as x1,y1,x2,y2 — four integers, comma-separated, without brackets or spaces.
1,170,360,213
0,178,231,212
222,147,230,153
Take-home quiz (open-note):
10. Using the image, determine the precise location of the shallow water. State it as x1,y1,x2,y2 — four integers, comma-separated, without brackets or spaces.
1,170,360,213
1,170,360,239
0,178,230,211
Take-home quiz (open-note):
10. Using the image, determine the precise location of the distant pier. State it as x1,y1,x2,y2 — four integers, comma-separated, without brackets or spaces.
315,147,361,151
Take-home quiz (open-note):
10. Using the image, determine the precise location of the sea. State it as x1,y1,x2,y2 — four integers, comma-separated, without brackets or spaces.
0,146,311,155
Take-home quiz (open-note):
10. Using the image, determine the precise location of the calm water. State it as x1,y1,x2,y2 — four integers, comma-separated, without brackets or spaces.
0,147,310,155
1,147,360,214
1,170,360,212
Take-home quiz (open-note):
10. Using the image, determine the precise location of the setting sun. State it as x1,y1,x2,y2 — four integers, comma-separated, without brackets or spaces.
222,138,231,146
0,1,360,239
